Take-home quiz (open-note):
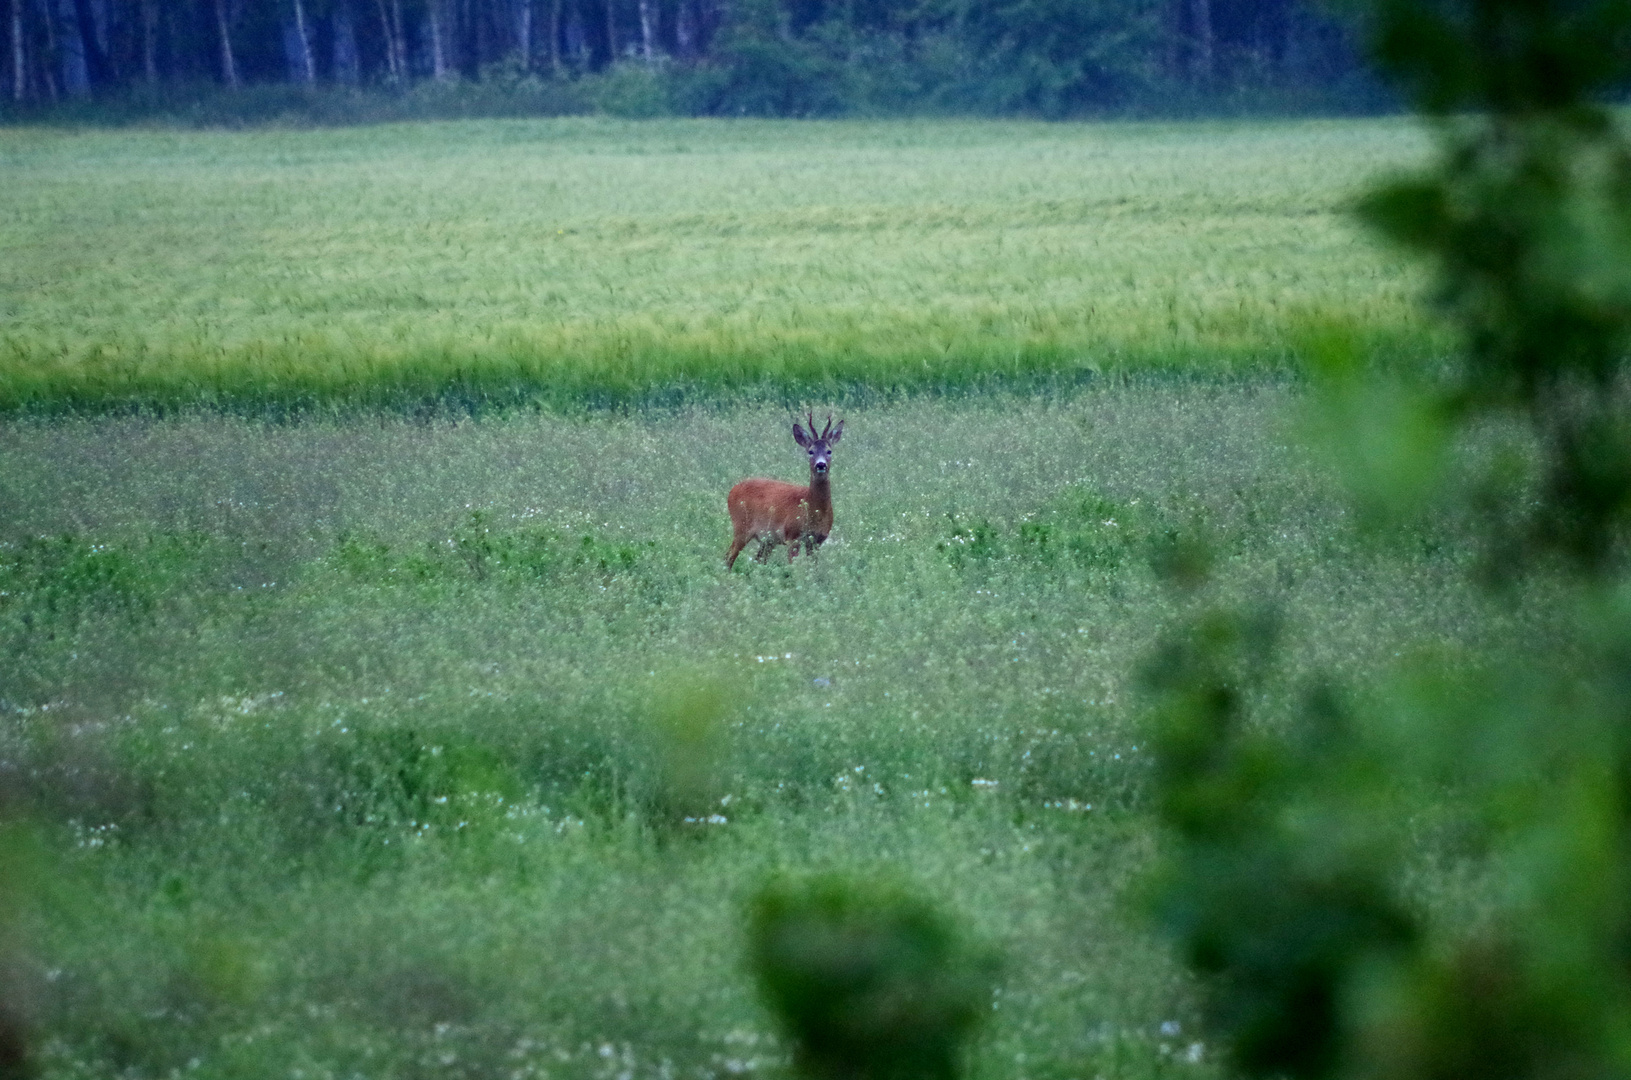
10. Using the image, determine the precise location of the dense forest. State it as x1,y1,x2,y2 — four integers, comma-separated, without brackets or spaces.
3,0,1379,118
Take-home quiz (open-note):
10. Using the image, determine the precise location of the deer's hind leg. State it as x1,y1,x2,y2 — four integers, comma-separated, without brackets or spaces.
753,538,778,562
726,514,753,569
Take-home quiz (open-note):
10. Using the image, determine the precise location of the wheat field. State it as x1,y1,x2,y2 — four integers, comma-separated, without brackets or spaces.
1,117,1441,409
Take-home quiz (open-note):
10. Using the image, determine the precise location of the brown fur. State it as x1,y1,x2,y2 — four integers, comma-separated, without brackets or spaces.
725,474,833,568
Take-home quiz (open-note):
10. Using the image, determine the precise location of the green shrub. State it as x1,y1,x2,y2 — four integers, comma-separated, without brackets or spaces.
1146,1,1631,1078
749,875,998,1080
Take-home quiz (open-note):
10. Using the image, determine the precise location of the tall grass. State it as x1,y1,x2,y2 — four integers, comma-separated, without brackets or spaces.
0,386,1541,1078
0,118,1445,411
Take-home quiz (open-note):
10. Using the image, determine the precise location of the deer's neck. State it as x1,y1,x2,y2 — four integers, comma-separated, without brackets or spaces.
806,471,832,507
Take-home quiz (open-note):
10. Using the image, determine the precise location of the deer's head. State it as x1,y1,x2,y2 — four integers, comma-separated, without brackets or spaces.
793,411,843,477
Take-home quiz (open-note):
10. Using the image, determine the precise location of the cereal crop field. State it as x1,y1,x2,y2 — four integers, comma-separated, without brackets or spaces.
0,117,1440,410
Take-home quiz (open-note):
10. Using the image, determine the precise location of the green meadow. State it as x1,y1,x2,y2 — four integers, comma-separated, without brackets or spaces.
1,118,1442,410
0,118,1523,1080
2,388,1537,1080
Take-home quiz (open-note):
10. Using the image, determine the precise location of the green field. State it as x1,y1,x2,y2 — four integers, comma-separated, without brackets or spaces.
0,117,1521,1080
1,118,1443,410
1,386,1540,1080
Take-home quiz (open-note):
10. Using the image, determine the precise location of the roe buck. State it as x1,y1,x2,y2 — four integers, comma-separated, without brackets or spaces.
726,412,844,569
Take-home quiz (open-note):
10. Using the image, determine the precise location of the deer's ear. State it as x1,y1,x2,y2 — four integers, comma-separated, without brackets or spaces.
792,423,810,448
828,421,843,445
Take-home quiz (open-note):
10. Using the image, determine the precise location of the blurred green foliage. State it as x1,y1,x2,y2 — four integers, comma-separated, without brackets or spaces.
748,875,998,1080
1359,0,1631,570
1148,2,1631,1079
0,826,45,1080
639,675,736,828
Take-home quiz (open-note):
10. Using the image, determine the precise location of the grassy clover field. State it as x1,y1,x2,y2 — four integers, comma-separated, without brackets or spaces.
0,118,1520,1080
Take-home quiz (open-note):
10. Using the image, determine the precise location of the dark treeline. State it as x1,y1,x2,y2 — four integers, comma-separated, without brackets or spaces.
4,0,1380,119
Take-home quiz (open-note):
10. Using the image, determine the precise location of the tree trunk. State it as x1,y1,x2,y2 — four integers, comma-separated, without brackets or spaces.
70,0,109,87
333,0,358,82
11,0,24,100
390,0,405,76
140,0,156,82
695,0,720,55
372,0,393,77
373,0,397,77
1162,0,1180,81
517,0,531,69
428,0,447,78
37,0,57,100
603,0,615,65
675,0,691,58
291,0,315,82
213,0,237,87
636,0,651,62
1188,0,1211,85
547,0,560,71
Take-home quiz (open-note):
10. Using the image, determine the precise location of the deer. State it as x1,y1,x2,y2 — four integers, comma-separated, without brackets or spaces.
726,411,844,569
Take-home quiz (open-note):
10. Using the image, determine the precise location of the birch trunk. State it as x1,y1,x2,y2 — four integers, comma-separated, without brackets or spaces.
291,0,315,82
70,0,109,86
39,0,56,100
1188,0,1211,84
372,0,395,77
517,0,531,69
636,0,652,62
11,0,24,100
390,0,406,76
428,0,447,78
333,0,358,82
1162,0,1179,81
141,0,156,82
213,0,238,88
547,0,560,71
